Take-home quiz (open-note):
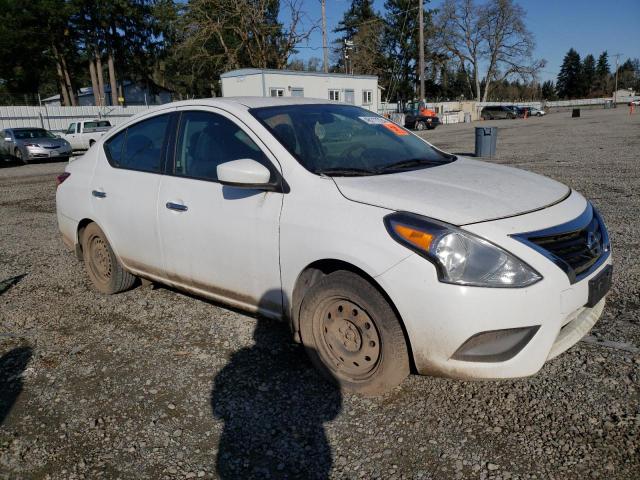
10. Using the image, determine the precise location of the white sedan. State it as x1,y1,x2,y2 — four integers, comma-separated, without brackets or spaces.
56,98,612,395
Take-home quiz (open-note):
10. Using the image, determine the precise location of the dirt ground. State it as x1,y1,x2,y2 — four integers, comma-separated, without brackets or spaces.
0,107,638,479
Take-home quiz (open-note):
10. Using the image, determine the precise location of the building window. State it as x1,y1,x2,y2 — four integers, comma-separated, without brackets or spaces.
270,88,284,97
291,87,304,97
363,90,373,105
329,89,340,101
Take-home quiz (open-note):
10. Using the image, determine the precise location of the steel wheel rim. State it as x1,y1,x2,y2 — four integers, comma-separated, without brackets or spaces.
316,298,381,379
88,235,112,283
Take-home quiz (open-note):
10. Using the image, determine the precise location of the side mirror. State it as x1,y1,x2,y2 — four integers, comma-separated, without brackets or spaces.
217,159,273,189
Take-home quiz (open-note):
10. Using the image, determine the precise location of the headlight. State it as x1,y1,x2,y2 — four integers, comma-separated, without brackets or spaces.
24,143,40,148
385,212,542,288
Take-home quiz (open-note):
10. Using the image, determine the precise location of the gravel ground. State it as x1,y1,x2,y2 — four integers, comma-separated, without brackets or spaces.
1,108,638,479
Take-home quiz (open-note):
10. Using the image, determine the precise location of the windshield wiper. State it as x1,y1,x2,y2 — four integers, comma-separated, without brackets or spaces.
315,167,378,177
376,158,447,173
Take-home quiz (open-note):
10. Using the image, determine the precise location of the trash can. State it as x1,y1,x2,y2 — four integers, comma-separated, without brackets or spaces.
475,127,497,158
572,108,581,118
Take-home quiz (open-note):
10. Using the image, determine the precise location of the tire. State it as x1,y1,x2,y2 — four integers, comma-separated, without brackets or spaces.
299,270,410,396
15,148,27,165
415,121,426,131
81,223,136,294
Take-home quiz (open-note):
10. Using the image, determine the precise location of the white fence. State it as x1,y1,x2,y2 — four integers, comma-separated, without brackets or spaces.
0,105,151,132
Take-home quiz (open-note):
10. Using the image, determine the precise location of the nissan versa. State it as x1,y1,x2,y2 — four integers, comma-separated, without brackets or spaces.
55,98,612,395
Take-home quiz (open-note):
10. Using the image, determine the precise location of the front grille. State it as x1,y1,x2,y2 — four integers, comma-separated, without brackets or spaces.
43,145,60,149
513,203,610,284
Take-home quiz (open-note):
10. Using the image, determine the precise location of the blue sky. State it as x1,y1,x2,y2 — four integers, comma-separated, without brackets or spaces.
284,0,640,82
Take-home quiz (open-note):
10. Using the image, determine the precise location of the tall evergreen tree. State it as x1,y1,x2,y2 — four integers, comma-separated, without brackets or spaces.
541,80,557,100
333,0,384,74
596,51,610,78
382,0,435,102
581,54,596,96
593,51,611,95
556,48,582,99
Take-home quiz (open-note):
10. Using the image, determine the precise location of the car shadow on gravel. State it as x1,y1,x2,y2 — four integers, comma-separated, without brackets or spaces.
0,346,32,425
211,312,342,479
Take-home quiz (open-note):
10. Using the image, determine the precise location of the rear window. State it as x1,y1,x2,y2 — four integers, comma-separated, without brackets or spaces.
84,121,111,129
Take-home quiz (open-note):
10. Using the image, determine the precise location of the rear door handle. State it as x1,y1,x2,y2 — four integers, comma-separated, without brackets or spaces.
166,202,188,212
92,190,106,198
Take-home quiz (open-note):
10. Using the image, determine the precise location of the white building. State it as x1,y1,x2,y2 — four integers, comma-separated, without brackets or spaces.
220,69,380,112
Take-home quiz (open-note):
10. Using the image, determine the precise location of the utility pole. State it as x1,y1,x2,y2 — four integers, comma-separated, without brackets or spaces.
322,0,329,73
612,53,622,107
418,0,425,102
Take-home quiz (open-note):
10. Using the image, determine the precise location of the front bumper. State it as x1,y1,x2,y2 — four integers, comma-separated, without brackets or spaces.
375,191,611,379
26,147,72,159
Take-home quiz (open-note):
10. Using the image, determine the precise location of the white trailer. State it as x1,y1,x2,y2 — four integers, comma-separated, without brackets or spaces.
221,69,380,113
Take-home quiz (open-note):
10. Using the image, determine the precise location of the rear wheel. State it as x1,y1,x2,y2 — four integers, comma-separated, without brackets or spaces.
415,121,426,131
299,270,409,396
81,223,136,294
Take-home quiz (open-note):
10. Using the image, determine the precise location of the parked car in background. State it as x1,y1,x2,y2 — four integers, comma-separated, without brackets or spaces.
56,98,612,395
628,99,640,106
62,120,112,151
520,106,546,117
480,105,517,120
0,127,72,164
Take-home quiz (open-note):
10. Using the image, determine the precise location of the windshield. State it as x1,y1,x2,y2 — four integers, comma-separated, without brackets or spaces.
14,129,56,139
251,104,454,176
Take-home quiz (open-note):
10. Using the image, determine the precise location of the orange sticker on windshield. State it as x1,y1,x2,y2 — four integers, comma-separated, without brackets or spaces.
382,122,409,136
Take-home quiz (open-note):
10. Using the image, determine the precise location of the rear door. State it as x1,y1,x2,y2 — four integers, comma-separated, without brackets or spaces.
157,107,283,316
90,111,176,276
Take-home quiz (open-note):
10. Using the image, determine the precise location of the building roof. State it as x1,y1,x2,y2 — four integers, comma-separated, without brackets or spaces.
221,68,378,81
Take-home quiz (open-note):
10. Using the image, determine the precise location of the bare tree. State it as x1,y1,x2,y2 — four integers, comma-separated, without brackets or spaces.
435,0,544,101
178,0,317,76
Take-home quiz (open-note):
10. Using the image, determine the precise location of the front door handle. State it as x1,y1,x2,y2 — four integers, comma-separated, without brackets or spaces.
92,190,106,198
166,202,188,212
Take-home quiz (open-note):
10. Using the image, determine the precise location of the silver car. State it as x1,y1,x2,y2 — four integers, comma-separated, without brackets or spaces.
1,128,72,164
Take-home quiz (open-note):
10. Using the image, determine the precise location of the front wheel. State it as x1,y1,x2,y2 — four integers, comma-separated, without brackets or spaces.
415,121,426,131
14,149,27,164
81,223,136,294
299,271,410,396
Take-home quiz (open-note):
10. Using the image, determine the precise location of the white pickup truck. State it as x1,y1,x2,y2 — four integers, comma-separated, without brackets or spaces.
61,120,112,151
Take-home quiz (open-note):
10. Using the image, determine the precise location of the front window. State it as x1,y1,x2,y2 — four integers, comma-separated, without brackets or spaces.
173,110,272,182
251,104,454,176
14,129,56,139
66,124,76,135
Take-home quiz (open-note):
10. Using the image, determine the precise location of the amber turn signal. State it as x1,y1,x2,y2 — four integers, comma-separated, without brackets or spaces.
392,224,434,252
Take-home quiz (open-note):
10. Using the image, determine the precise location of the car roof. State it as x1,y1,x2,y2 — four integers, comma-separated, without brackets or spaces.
7,127,47,131
149,96,338,112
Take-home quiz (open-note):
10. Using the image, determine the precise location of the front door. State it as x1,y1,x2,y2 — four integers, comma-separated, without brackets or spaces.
157,108,283,316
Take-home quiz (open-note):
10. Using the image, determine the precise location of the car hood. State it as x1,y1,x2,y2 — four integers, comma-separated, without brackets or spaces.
332,157,570,225
18,137,68,147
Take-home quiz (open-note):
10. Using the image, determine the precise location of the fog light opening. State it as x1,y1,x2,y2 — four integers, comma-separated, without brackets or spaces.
451,326,540,363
